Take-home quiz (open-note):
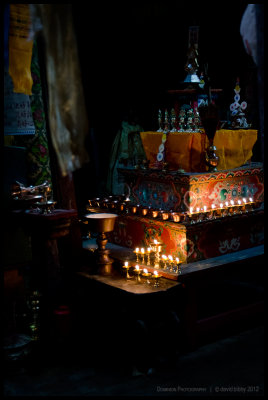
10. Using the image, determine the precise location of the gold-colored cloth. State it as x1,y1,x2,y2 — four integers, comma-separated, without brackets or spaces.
8,4,33,95
140,129,258,172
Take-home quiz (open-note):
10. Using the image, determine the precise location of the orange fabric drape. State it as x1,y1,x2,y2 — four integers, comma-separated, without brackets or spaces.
140,129,258,172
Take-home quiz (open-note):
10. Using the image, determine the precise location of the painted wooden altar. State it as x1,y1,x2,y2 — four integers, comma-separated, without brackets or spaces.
86,161,263,278
109,163,264,264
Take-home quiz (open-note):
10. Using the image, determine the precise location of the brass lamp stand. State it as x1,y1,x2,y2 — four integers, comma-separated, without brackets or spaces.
85,213,118,275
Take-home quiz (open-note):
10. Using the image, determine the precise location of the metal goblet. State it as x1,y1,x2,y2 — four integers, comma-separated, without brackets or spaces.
85,213,118,275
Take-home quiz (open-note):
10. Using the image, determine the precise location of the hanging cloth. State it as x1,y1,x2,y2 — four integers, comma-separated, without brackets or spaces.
8,4,34,95
106,121,145,195
31,4,89,177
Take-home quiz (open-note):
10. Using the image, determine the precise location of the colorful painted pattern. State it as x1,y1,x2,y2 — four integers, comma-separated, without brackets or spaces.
111,215,187,262
120,163,264,212
110,210,264,264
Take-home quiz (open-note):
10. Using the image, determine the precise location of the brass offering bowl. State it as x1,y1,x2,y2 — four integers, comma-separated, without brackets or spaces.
11,194,44,210
101,198,110,209
170,212,181,222
140,206,149,216
160,210,170,221
117,201,126,213
134,266,142,283
92,197,101,207
151,271,161,287
110,200,118,210
150,209,159,218
179,212,187,222
35,200,57,214
130,204,138,214
141,269,152,284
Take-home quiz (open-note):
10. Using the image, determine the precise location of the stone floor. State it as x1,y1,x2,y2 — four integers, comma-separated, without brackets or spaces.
4,324,264,397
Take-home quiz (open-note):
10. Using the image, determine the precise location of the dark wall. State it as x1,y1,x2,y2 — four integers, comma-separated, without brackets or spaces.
72,2,254,120
71,2,259,204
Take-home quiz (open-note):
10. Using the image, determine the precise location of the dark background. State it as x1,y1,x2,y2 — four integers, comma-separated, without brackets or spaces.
70,2,260,204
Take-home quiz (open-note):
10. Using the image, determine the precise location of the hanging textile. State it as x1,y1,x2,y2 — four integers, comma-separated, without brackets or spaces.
106,121,146,195
12,41,52,186
30,4,89,177
8,4,34,95
4,66,36,136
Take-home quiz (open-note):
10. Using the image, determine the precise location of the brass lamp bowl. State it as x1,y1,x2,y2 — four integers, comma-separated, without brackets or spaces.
85,213,118,233
150,209,159,218
170,212,181,222
85,213,118,275
11,194,43,210
130,204,138,214
160,210,170,220
140,206,149,216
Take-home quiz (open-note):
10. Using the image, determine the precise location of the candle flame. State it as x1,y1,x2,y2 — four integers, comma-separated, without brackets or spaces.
249,197,253,202
220,203,223,208
230,200,234,205
135,265,139,270
154,271,159,276
238,199,242,205
141,248,145,253
189,207,193,214
243,198,247,203
143,268,148,273
175,257,180,263
135,247,139,252
212,204,216,209
168,255,173,261
196,207,200,213
204,205,207,212
124,261,128,267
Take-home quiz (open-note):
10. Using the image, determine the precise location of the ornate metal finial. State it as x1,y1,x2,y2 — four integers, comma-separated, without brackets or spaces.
230,78,250,129
186,108,194,131
157,109,163,132
184,26,200,84
170,108,177,132
194,109,202,132
164,109,169,132
178,108,186,131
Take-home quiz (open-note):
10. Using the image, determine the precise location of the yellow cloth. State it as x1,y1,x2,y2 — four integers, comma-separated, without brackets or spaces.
8,4,33,95
140,129,258,172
